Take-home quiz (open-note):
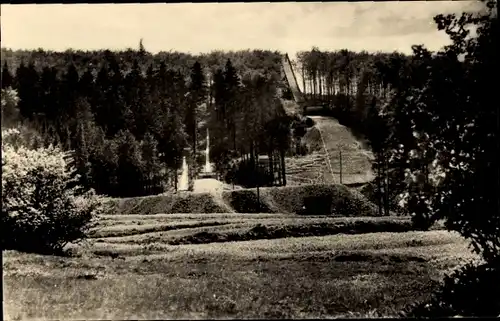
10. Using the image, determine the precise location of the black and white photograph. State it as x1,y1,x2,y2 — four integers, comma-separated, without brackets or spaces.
1,1,499,319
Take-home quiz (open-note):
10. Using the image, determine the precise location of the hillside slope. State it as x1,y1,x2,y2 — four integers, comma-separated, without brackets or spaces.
286,116,374,186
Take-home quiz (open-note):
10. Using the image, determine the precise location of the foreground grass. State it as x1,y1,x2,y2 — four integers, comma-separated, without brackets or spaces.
3,223,479,319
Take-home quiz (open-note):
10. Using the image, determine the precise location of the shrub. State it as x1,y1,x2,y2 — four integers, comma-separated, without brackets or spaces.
1,131,103,254
223,189,275,213
404,261,500,318
304,117,315,128
358,183,407,216
228,159,274,188
1,125,45,150
300,195,333,215
263,184,378,216
104,192,229,215
1,87,20,127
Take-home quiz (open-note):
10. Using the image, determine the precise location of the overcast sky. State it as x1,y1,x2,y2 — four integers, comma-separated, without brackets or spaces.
1,2,482,56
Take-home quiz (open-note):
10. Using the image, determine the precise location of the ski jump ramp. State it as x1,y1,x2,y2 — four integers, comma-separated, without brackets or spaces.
282,53,305,105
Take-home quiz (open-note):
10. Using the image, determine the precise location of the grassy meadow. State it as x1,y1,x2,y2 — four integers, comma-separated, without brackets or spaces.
3,212,479,320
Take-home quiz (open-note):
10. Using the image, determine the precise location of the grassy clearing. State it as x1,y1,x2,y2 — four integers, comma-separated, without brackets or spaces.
3,228,478,320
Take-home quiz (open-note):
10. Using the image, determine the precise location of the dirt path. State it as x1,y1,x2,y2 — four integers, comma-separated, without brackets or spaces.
192,178,235,213
192,178,223,194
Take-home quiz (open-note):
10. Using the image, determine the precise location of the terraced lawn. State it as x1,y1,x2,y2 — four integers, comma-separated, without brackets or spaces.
3,214,479,320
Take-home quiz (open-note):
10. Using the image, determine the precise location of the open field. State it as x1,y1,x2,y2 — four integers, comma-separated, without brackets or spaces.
287,116,374,186
3,213,480,320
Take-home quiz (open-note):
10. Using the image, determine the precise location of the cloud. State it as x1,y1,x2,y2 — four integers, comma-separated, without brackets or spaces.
330,1,483,38
1,2,484,55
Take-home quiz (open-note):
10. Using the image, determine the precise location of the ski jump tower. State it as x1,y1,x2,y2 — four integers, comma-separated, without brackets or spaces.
282,53,306,108
281,53,325,115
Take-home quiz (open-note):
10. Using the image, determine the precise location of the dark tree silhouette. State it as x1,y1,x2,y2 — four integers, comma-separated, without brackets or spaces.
1,61,13,89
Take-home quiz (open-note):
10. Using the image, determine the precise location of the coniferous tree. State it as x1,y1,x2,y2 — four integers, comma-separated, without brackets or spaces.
210,68,230,169
79,68,95,99
59,63,80,148
91,133,119,196
39,66,59,130
139,38,146,58
115,129,143,196
366,98,390,216
93,64,111,131
144,63,162,136
72,99,97,190
124,59,144,138
186,61,207,160
213,69,226,122
1,61,13,89
141,131,162,194
106,54,127,136
223,59,241,152
60,63,80,117
16,61,40,121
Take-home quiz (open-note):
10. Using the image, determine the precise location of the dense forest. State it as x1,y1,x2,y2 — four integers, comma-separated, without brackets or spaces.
0,44,414,194
0,43,442,204
1,45,297,197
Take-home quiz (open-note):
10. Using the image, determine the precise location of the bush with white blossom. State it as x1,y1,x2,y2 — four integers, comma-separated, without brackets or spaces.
1,127,103,254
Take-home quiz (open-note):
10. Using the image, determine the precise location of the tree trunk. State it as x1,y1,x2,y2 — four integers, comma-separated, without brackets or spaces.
233,122,237,152
339,149,343,184
313,72,317,100
383,153,390,216
268,151,273,184
276,151,281,186
174,167,178,192
208,76,213,110
376,157,383,216
319,73,323,98
250,141,255,168
280,149,287,186
302,66,306,95
193,112,197,163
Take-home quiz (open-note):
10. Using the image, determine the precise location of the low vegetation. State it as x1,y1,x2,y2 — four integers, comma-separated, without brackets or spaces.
102,192,231,215
104,183,378,216
260,184,377,216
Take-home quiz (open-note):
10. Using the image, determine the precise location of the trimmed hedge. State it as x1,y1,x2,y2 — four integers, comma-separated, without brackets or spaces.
104,184,378,216
104,193,230,215
260,184,378,216
223,189,275,213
